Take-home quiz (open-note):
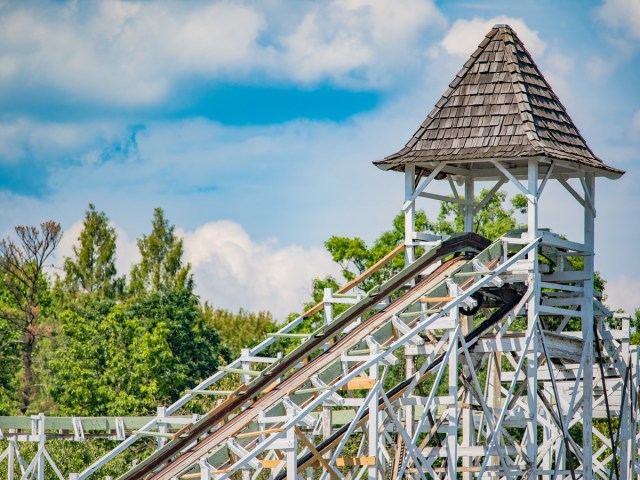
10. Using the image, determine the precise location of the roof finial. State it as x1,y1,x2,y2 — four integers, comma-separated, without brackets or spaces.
493,24,511,29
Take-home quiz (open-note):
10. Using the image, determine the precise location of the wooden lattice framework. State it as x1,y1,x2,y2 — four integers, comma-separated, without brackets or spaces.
1,25,637,480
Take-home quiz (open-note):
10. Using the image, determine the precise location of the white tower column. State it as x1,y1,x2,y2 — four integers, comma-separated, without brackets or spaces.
404,165,416,265
582,171,595,480
526,158,539,478
464,176,474,233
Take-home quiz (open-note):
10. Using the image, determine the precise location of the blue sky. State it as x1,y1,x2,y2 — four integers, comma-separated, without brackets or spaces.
0,0,638,319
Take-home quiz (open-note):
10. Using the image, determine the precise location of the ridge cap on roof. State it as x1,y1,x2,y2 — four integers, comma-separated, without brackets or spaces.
403,27,502,153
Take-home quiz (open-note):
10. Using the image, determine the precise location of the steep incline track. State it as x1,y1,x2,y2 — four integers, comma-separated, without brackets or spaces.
277,295,522,477
120,233,490,480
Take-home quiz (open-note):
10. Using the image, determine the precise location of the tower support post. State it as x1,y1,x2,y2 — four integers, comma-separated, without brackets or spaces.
582,172,595,480
404,165,416,265
526,158,539,479
464,177,474,233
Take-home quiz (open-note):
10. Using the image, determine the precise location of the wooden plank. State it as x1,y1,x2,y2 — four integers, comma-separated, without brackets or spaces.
420,296,455,303
294,427,341,480
261,459,285,469
335,456,376,467
236,428,283,439
308,456,377,468
343,377,376,390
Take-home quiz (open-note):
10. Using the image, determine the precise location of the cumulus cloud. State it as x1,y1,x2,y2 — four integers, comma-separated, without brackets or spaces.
180,221,340,321
278,0,446,87
0,0,446,107
0,1,267,106
605,275,640,315
597,0,640,39
54,216,338,320
440,16,546,58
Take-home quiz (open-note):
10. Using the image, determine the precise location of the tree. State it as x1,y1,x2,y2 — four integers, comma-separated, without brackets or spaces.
129,208,192,295
0,291,20,414
0,221,62,413
202,304,277,356
325,211,433,293
432,190,527,239
50,290,229,415
63,204,122,299
323,190,526,294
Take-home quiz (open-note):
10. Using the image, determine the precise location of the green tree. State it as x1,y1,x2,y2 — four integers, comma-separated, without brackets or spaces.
202,304,277,357
323,190,525,296
0,289,20,414
325,211,433,293
129,208,192,296
0,222,62,413
63,204,122,299
433,190,527,239
50,290,229,415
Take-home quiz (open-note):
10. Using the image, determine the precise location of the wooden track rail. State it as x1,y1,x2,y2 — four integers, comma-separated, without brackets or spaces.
120,233,490,480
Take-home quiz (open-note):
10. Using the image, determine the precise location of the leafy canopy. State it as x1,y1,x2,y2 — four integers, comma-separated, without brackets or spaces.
63,204,122,299
325,189,526,290
129,208,193,295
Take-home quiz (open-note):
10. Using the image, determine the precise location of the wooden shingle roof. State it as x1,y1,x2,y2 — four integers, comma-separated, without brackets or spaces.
374,25,623,179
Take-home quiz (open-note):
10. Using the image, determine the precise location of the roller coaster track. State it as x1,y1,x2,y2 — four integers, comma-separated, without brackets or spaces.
276,293,522,478
119,233,491,480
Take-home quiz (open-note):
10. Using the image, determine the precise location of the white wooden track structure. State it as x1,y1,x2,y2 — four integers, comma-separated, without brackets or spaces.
1,24,638,480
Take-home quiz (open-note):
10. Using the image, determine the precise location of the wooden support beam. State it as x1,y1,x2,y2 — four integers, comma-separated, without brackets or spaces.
336,456,376,467
294,426,341,480
342,377,376,391
309,456,377,467
420,296,455,303
261,459,285,469
236,428,284,439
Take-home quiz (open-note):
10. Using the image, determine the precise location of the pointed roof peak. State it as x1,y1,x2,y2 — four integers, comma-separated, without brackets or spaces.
375,25,623,179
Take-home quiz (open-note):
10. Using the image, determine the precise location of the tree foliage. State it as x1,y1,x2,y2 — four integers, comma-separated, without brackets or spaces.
50,290,229,416
202,304,277,356
0,221,62,413
63,204,122,299
49,207,230,416
129,208,193,295
432,190,527,239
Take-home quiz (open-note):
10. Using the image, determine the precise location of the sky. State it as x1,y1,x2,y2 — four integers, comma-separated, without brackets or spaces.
0,0,639,320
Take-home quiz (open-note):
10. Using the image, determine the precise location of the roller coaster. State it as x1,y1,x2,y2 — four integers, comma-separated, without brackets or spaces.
1,23,636,480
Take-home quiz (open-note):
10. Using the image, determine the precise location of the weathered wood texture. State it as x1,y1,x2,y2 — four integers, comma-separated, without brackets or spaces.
375,25,623,177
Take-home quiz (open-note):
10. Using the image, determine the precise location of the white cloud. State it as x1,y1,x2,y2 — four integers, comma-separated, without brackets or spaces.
440,16,546,58
53,216,338,320
0,1,266,106
181,221,340,321
597,0,640,39
279,0,446,86
605,275,640,315
0,118,125,165
0,0,446,106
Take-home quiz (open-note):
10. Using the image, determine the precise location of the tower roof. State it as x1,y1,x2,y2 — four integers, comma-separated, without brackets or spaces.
374,25,623,179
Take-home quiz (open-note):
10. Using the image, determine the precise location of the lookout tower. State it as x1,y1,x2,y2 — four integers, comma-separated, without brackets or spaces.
375,24,627,480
